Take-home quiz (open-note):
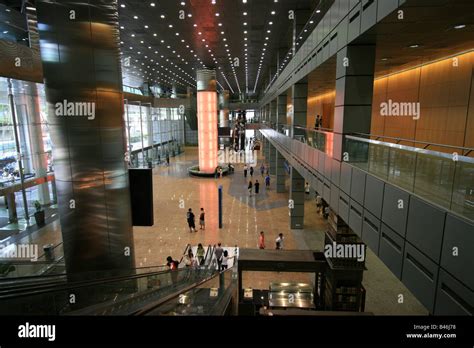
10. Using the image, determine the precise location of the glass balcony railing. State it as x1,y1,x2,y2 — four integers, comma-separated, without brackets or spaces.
259,124,474,221
344,135,474,221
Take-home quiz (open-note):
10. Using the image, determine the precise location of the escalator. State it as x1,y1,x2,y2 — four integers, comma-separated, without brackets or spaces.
0,244,235,316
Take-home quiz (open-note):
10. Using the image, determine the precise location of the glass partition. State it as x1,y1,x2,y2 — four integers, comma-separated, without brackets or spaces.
123,102,185,168
345,135,474,221
0,77,57,231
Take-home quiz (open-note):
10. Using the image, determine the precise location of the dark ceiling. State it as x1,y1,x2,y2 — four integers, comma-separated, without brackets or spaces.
118,0,318,96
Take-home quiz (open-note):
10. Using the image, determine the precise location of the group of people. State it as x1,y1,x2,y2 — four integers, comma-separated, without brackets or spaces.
258,231,285,250
315,192,330,219
245,163,271,195
166,242,234,272
186,208,205,232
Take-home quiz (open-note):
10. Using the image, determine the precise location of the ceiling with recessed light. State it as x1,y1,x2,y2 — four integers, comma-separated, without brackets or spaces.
118,0,322,97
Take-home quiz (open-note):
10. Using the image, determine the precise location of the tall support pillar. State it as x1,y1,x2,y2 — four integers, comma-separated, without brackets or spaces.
269,144,277,176
290,166,305,229
276,93,287,131
270,99,277,128
333,44,376,161
36,0,134,274
275,150,286,193
290,78,308,138
196,70,218,172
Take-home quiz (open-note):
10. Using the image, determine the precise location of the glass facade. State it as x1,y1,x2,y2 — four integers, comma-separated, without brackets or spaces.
0,78,55,230
124,102,185,167
0,77,186,230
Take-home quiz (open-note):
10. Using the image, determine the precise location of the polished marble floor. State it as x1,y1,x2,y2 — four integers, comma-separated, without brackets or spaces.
133,147,428,315
10,146,428,315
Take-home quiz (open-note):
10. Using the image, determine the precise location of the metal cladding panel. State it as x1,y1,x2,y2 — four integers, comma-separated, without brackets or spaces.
36,0,134,275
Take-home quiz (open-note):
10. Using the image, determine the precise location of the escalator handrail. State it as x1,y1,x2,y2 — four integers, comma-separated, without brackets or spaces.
132,266,235,316
0,266,174,300
0,263,168,285
204,245,215,269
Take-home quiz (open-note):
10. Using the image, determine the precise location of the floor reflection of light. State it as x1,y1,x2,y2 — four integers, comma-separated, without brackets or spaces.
199,180,219,244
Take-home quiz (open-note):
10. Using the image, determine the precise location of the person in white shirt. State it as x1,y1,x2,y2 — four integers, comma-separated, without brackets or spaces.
220,250,234,271
275,233,284,250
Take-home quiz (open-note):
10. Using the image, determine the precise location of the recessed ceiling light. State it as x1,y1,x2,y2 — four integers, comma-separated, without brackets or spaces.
454,24,466,29
144,25,149,28
181,1,185,5
161,14,165,18
194,24,198,27
120,4,125,8
271,11,276,15
218,23,223,26
169,24,173,28
150,3,156,7
215,13,220,16
133,15,138,19
316,10,321,13
153,33,157,36
409,44,420,48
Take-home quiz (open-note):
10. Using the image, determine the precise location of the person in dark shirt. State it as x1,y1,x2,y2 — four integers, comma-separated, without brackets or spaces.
255,180,260,194
199,208,205,230
186,208,196,232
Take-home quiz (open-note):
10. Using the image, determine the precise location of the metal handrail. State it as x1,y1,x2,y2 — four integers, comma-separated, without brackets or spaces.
0,266,180,301
352,132,474,154
132,266,235,316
345,135,474,164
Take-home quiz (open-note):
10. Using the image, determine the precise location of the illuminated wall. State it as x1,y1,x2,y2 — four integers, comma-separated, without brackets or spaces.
305,50,474,153
197,91,218,173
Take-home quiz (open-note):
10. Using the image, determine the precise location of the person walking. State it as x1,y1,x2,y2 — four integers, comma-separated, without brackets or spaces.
243,164,248,178
187,208,196,233
248,180,253,195
166,153,170,166
275,233,284,250
219,167,223,179
221,250,234,271
199,208,205,230
196,243,205,265
258,231,265,249
265,174,270,189
250,166,254,177
214,243,224,271
260,163,265,177
254,180,260,194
